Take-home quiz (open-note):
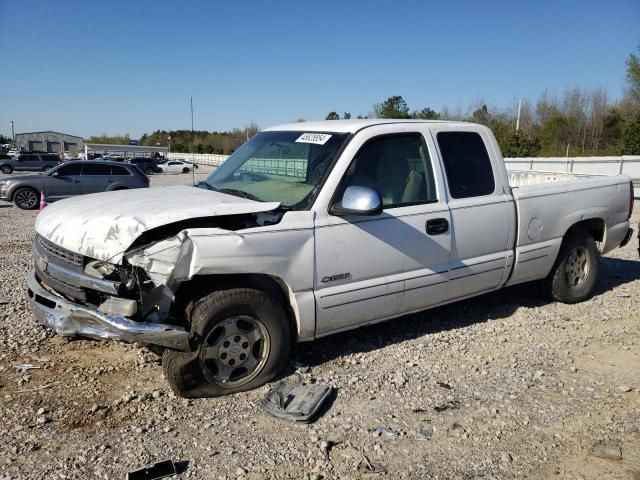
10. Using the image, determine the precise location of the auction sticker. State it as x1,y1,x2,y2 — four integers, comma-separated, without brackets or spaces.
295,133,332,145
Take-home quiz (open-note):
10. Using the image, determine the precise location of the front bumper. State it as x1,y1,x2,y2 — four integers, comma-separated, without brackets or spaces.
27,271,191,351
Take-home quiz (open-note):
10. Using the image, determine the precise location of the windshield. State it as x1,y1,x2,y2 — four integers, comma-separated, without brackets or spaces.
202,131,349,209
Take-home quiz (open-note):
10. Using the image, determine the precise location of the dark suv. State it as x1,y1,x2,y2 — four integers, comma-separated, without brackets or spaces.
0,153,61,174
127,157,161,175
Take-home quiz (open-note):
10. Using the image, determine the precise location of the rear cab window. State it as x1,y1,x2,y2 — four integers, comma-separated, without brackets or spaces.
436,131,495,199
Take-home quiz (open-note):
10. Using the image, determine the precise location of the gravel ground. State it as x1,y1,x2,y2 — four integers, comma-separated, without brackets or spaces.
0,170,639,479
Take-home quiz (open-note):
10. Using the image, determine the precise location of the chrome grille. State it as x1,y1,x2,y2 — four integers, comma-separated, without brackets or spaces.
37,235,83,266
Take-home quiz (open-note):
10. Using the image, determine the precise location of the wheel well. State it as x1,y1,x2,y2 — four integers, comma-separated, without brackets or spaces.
564,218,605,243
172,273,298,340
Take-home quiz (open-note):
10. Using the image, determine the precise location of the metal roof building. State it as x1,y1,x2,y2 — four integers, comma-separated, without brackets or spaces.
15,131,84,156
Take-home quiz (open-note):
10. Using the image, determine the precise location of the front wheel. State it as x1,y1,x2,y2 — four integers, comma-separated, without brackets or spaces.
1,165,12,174
13,187,40,210
543,229,598,303
163,288,291,398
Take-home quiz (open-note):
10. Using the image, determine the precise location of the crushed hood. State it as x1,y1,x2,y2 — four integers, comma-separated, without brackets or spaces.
35,185,280,262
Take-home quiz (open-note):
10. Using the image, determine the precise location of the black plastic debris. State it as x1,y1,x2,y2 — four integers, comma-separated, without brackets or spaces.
126,460,177,480
260,381,333,423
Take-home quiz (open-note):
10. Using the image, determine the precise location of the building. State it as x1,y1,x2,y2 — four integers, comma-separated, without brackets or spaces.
15,131,84,156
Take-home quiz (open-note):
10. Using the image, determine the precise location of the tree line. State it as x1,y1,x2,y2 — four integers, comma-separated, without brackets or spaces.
85,47,640,157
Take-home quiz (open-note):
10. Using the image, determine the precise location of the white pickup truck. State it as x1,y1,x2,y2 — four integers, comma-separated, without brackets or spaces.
28,120,635,398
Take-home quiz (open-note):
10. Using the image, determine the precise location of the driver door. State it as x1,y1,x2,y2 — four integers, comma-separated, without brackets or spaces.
47,163,83,200
314,131,451,335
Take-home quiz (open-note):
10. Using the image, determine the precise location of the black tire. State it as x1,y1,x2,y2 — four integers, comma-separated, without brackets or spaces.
182,167,190,174
13,187,40,210
145,167,155,175
1,165,12,174
163,288,291,398
543,229,598,303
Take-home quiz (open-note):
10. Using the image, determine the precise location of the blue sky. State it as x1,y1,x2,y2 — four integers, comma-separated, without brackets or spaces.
0,0,638,138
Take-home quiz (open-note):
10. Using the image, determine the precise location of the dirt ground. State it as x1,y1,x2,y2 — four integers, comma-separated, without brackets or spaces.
0,169,639,479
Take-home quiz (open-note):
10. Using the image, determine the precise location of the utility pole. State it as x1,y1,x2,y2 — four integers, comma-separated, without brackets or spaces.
190,97,194,132
515,99,522,133
9,121,15,146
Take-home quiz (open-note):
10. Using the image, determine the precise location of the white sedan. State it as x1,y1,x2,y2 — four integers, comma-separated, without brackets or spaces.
157,160,197,174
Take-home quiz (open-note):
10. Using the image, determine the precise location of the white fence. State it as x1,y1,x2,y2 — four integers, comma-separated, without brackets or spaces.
504,155,640,178
166,152,229,166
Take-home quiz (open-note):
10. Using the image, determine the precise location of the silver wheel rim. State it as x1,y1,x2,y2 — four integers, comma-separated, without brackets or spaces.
15,190,38,209
199,315,270,388
565,245,590,288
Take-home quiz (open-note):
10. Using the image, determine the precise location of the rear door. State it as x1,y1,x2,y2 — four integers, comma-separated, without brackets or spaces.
431,128,513,301
79,163,112,193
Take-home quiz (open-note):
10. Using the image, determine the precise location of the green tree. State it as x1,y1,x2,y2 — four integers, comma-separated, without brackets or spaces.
626,46,640,103
373,95,411,119
413,107,440,120
85,134,131,144
622,112,640,154
472,104,491,126
325,112,340,120
539,114,571,156
343,112,351,120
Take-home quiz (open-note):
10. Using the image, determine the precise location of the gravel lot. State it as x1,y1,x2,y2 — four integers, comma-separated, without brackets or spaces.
1,169,639,479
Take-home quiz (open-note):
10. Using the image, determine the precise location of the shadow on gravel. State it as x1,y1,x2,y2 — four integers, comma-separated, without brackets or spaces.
293,256,640,369
596,256,640,295
0,204,12,208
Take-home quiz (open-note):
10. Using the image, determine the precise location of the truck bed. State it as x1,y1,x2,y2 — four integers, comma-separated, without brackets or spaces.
505,169,632,287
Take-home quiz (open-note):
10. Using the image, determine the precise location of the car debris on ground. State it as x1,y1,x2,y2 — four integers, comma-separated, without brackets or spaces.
259,380,334,423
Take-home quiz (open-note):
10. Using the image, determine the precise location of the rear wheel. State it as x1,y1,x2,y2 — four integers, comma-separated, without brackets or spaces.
145,167,155,175
163,288,291,398
1,165,12,174
13,187,40,210
543,229,598,303
182,167,190,174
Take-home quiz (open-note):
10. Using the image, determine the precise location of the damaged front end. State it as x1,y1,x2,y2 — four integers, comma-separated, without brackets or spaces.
27,210,284,352
28,234,192,351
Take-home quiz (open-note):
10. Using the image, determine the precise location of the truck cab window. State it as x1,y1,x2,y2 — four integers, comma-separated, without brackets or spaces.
343,134,437,208
437,131,495,198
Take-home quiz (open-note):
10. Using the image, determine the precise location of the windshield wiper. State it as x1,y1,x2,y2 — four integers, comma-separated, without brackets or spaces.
218,188,262,202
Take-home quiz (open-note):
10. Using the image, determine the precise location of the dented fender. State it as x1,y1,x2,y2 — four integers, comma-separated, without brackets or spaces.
125,212,317,341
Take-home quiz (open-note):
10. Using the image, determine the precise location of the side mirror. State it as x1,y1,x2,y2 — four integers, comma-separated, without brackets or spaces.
330,186,383,216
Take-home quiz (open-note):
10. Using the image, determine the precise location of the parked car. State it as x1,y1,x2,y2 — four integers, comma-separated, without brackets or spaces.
127,157,161,175
0,160,149,209
157,160,197,174
27,120,635,397
0,153,61,174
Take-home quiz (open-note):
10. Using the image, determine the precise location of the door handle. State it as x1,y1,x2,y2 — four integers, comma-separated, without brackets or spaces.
426,218,449,235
